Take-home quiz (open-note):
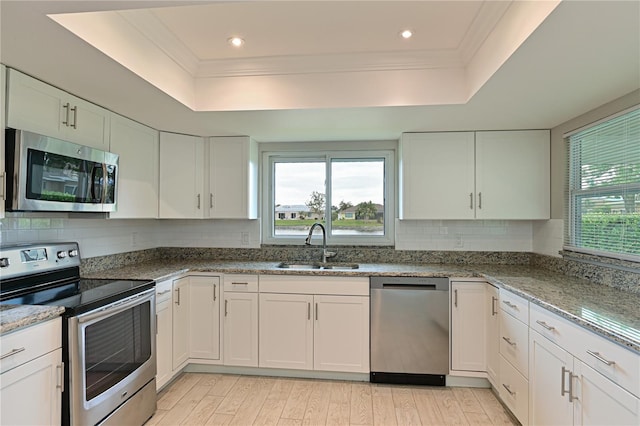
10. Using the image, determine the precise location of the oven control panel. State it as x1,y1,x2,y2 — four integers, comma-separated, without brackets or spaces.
0,242,81,280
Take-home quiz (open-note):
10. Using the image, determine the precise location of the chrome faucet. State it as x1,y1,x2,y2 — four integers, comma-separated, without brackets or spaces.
305,223,336,263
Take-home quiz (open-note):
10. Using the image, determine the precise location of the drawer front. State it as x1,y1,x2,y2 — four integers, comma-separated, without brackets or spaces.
0,318,61,374
224,274,259,292
574,326,640,398
530,303,583,352
499,289,529,324
499,313,529,378
499,355,529,425
155,279,173,303
259,275,369,296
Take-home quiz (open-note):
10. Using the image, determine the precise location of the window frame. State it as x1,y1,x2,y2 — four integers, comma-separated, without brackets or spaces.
565,105,640,262
261,143,395,246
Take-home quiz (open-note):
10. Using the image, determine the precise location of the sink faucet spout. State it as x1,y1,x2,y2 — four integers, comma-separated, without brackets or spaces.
305,223,336,263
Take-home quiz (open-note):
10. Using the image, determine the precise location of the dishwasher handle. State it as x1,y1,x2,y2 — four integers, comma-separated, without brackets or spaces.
382,284,438,290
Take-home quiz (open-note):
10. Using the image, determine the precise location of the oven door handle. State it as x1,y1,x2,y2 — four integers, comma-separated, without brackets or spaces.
76,288,155,324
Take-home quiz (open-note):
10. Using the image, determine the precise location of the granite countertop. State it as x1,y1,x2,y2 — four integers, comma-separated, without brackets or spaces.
82,259,640,354
0,304,65,335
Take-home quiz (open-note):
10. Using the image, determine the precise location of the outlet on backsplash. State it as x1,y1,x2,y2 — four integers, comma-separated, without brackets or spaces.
455,234,463,248
241,232,249,245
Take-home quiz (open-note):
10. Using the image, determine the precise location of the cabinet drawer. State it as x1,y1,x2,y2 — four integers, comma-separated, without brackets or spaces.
155,279,173,303
0,318,61,374
499,312,529,378
499,355,529,425
574,325,640,398
224,274,258,292
499,289,529,324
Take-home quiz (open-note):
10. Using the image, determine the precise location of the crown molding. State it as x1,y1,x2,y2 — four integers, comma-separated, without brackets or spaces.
458,0,512,64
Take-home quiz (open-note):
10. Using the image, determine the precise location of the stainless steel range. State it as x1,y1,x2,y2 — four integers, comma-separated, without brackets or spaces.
0,242,156,426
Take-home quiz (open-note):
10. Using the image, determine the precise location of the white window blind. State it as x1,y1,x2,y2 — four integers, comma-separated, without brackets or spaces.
567,107,640,259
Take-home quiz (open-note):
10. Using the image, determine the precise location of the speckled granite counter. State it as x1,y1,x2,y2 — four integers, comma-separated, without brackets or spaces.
81,259,640,354
0,304,65,335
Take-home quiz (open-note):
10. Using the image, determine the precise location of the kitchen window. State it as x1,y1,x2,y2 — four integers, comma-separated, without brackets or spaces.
262,144,394,245
566,106,640,260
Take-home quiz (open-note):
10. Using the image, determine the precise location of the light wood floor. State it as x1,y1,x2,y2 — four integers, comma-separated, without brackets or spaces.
147,373,519,426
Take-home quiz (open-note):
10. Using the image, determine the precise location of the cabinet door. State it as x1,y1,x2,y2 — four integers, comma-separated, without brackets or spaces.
64,93,110,150
6,68,66,139
259,293,313,370
156,296,173,390
159,132,205,218
475,130,550,219
399,132,475,219
451,282,486,372
529,330,573,426
1,65,5,219
573,360,639,426
486,284,500,387
172,277,190,370
0,349,62,426
109,114,159,218
223,292,258,367
189,276,221,360
313,295,369,373
208,136,258,219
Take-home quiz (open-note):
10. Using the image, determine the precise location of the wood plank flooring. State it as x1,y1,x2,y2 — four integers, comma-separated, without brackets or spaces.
148,373,519,426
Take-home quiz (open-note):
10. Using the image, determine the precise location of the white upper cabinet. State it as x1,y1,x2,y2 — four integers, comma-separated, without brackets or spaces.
475,130,550,219
400,132,475,219
109,114,159,219
6,69,110,150
399,130,550,220
208,136,258,219
159,132,205,218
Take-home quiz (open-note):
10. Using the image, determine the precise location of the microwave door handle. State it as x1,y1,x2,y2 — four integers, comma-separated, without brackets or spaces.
101,163,109,203
90,164,103,203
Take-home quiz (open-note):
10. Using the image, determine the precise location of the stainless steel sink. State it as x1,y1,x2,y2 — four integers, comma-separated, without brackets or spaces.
276,262,359,270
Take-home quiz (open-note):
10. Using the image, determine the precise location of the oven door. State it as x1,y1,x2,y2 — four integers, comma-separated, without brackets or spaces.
67,288,156,426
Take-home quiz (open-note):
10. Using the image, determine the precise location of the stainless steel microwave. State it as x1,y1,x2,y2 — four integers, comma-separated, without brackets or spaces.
5,129,118,212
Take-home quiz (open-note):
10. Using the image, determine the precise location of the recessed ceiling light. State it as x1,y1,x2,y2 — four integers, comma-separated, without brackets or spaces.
400,29,413,39
228,37,245,47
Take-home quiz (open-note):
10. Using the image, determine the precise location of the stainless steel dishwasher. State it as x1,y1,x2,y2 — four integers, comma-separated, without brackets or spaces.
370,276,449,386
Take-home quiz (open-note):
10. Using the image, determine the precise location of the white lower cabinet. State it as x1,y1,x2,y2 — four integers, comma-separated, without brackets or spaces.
259,293,314,370
313,295,369,373
0,318,63,426
155,279,173,390
258,275,370,374
189,276,221,361
529,304,639,426
223,292,259,367
172,277,190,370
450,281,487,373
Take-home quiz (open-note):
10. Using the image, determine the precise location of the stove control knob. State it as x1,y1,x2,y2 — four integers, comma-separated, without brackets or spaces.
0,258,10,268
57,251,68,259
68,249,79,258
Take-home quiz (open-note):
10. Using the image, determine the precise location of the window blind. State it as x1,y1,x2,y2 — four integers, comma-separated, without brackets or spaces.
567,107,640,259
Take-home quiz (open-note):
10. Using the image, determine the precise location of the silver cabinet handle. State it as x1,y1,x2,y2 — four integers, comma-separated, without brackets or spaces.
70,105,77,129
62,102,70,126
231,282,249,285
586,350,615,366
197,194,201,209
502,383,516,396
315,303,318,321
157,289,171,295
502,300,518,310
224,299,228,317
213,283,217,301
307,302,311,320
155,314,158,335
454,289,458,308
568,372,578,402
502,336,517,347
57,362,64,392
491,296,498,316
561,366,570,397
536,320,555,331
174,288,180,305
210,193,214,209
0,347,25,360
478,192,482,209
469,192,473,209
